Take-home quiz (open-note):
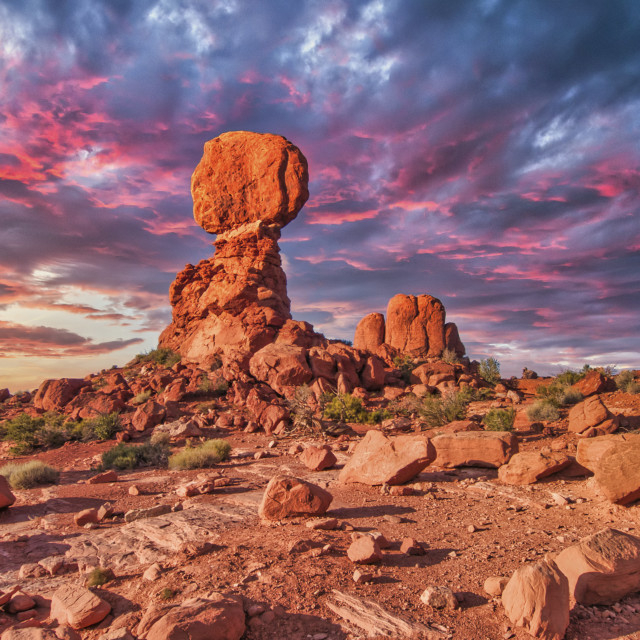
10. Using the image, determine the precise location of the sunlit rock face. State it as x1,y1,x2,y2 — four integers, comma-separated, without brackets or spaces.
159,131,317,366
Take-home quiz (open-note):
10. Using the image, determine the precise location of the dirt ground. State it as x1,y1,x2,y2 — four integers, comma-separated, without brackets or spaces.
1,387,640,640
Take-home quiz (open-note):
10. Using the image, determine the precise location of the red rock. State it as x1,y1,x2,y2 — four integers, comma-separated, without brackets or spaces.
432,431,518,468
87,470,118,485
568,395,610,434
33,378,88,411
354,313,386,352
575,433,640,504
501,559,570,640
0,475,16,509
299,446,337,471
258,475,333,520
420,585,458,610
140,594,245,640
249,343,312,395
50,585,111,629
308,348,337,380
572,370,612,396
339,430,436,486
484,576,509,596
400,537,426,555
7,594,35,613
0,388,10,403
444,322,465,357
245,385,290,434
498,451,571,485
410,362,456,386
74,509,99,526
66,392,125,420
554,528,640,605
385,294,446,358
132,401,166,432
1,629,59,639
361,356,386,391
347,535,382,564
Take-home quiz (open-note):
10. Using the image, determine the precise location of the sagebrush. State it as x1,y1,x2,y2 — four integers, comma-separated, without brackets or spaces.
0,461,60,489
168,439,231,470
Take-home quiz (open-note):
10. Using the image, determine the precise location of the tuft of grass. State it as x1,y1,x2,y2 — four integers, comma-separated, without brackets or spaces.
195,375,228,398
616,370,640,395
131,390,152,405
132,347,181,367
559,388,583,406
526,399,560,422
81,413,121,441
478,357,501,386
392,354,417,385
159,588,175,600
150,431,172,447
0,461,60,489
482,408,515,431
323,393,390,425
168,439,231,470
87,567,114,587
441,348,460,365
101,442,169,470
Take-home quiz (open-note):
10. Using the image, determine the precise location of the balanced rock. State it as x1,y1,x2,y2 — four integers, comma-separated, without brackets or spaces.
498,451,571,485
139,594,245,640
554,528,640,605
0,475,16,509
576,433,640,504
501,559,570,640
432,431,518,468
50,584,111,629
259,475,333,520
339,430,436,486
159,132,316,367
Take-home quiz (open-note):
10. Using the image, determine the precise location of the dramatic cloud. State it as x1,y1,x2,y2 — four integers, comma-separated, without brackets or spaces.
1,0,639,389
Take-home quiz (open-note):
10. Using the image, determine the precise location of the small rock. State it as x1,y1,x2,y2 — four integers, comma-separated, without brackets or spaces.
306,518,339,530
347,535,382,564
142,564,162,582
400,537,426,556
420,585,458,610
74,509,99,527
128,485,141,496
483,576,509,597
8,594,36,613
124,504,171,523
87,470,118,484
353,569,374,584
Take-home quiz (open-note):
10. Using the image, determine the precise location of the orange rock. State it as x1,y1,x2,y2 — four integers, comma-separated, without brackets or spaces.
339,430,435,486
347,535,382,564
571,370,613,397
0,475,16,509
444,322,465,357
554,528,640,605
300,446,337,471
568,395,610,434
360,356,386,391
354,313,385,352
249,343,312,395
50,584,111,629
258,475,333,520
498,451,571,485
432,431,518,468
501,559,570,640
33,378,88,412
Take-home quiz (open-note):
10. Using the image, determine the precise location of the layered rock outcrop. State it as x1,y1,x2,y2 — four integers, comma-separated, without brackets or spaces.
354,294,465,359
159,131,318,366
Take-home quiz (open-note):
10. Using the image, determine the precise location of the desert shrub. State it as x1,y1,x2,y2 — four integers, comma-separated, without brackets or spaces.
150,431,171,447
419,388,473,428
133,347,181,367
85,413,121,441
323,393,390,425
159,588,175,600
483,408,515,431
555,369,584,386
101,442,169,470
195,375,228,398
0,412,73,454
526,399,560,422
168,439,232,470
87,567,114,587
393,355,416,385
477,357,501,385
537,374,584,407
387,394,422,418
0,461,60,489
616,370,640,394
131,390,152,405
441,348,460,365
559,388,583,406
288,385,322,433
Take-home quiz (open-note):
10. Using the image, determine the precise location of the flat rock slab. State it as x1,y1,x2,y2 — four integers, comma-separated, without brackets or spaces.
498,451,571,485
432,431,518,468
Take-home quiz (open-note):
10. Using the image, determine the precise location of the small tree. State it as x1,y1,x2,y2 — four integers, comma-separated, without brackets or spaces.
478,357,501,385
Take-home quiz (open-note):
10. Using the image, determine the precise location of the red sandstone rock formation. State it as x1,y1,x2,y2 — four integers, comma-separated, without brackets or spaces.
159,131,319,366
353,294,465,359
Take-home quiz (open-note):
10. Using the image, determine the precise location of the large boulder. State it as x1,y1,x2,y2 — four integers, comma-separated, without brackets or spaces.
249,343,313,395
572,370,613,397
259,475,333,520
339,430,436,486
0,475,16,509
568,395,612,434
33,377,88,411
576,433,640,504
554,528,640,605
139,594,245,640
50,584,111,629
354,313,385,352
501,559,570,640
498,451,571,485
432,431,518,468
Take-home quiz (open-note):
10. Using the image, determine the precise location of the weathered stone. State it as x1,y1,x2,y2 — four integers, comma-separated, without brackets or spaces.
299,446,337,471
347,535,382,564
249,343,312,395
259,475,332,520
33,378,88,411
554,528,640,605
420,586,458,610
354,313,385,352
132,401,166,432
568,395,610,434
501,559,570,640
498,451,571,485
339,430,435,486
432,431,518,468
74,509,99,526
0,475,16,509
50,585,111,629
124,504,172,523
361,356,386,391
484,576,509,597
87,470,118,485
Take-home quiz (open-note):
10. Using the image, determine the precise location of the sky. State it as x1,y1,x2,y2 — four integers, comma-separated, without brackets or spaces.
1,0,639,391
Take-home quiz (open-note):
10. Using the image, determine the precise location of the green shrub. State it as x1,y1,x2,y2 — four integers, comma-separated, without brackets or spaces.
526,399,560,422
0,461,60,489
150,431,172,447
478,357,501,385
393,355,416,385
0,412,73,454
159,588,175,600
616,370,640,394
133,347,181,367
419,388,474,428
555,369,584,386
87,567,114,587
559,388,583,406
483,408,515,431
86,413,121,441
101,442,169,470
323,393,390,424
195,375,228,398
168,439,231,470
387,394,422,418
441,348,460,365
131,390,152,405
